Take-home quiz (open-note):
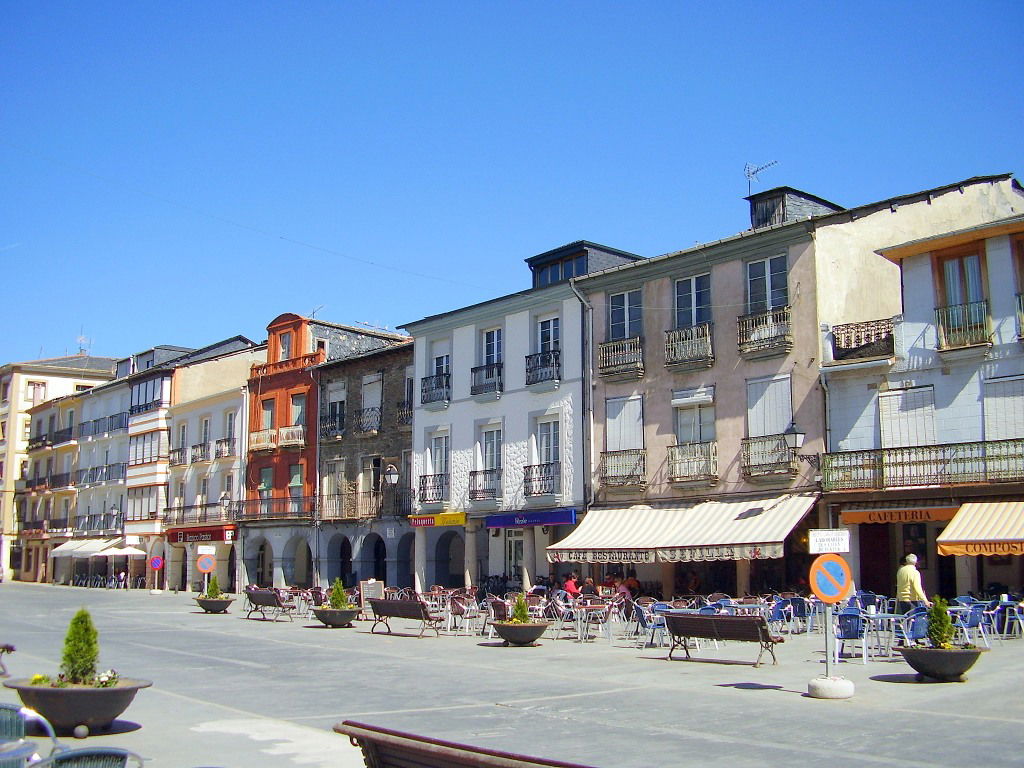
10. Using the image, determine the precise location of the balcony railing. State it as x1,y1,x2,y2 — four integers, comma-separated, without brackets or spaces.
320,413,345,440
665,324,713,368
278,425,306,448
470,363,503,396
597,337,644,377
421,374,451,404
822,437,1024,492
51,427,74,445
526,350,561,385
738,306,792,356
741,434,797,478
169,448,186,466
396,401,413,426
164,502,233,526
524,462,560,496
130,399,166,416
831,317,895,360
49,472,72,489
80,412,128,438
469,469,501,500
75,468,91,484
107,412,129,432
250,428,277,451
250,351,324,378
418,473,449,503
600,449,646,487
935,299,990,349
668,442,718,483
1016,293,1023,340
47,517,70,532
190,443,211,463
74,464,125,485
215,437,236,458
74,512,123,533
319,489,414,520
234,495,316,520
27,434,51,451
355,407,382,433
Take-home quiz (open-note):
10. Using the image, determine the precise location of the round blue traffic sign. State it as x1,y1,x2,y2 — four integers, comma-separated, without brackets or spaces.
809,553,851,604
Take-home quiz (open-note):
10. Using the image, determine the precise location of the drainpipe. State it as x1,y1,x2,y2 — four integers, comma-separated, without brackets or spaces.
568,278,594,522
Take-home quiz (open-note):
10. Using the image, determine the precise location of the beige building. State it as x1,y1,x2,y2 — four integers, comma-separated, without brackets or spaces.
1,354,117,581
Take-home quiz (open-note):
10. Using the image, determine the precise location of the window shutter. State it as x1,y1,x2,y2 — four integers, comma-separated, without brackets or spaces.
879,387,936,448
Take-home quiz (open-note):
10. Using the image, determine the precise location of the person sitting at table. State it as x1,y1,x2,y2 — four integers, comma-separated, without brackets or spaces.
563,572,581,598
684,569,701,594
623,570,641,597
580,577,599,596
614,576,631,598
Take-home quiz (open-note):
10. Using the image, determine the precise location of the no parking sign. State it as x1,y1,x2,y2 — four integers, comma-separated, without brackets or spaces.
196,554,217,574
809,553,851,605
149,555,164,570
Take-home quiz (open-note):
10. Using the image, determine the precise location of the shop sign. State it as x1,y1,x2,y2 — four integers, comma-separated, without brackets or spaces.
409,512,467,528
840,507,956,525
485,508,577,529
548,549,656,564
169,526,237,544
809,528,851,554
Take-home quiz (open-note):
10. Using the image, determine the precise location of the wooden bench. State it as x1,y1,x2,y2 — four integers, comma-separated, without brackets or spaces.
368,598,443,638
664,613,783,667
244,589,297,622
334,720,597,767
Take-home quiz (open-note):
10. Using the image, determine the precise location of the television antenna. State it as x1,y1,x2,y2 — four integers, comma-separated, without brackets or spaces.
744,160,779,196
309,304,324,319
76,332,92,354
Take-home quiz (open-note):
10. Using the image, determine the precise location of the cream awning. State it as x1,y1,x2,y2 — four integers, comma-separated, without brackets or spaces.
93,545,147,558
49,540,87,558
56,538,120,558
546,493,818,564
936,501,1024,556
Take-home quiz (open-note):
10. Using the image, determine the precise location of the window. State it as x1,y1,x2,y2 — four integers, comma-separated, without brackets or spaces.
360,456,382,493
175,481,185,506
75,384,91,392
675,274,711,328
200,418,210,444
225,411,235,440
177,423,187,449
323,459,345,496
537,421,560,464
605,396,644,451
937,249,984,308
673,388,716,444
288,464,304,498
879,387,935,448
22,420,30,441
608,290,642,340
198,478,209,504
482,328,502,365
432,338,451,375
222,473,233,500
538,317,560,352
261,399,274,430
745,376,792,438
279,331,292,361
127,486,161,521
361,374,382,410
536,254,586,287
258,467,274,498
430,434,450,475
746,255,787,314
27,381,46,405
404,366,415,405
130,377,167,412
129,431,168,465
481,428,502,470
290,394,306,426
983,377,1024,441
0,421,5,440
0,379,8,402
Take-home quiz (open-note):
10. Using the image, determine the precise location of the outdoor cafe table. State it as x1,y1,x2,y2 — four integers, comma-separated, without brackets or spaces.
864,612,905,658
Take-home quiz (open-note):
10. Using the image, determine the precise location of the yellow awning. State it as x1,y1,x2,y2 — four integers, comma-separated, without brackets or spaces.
936,501,1024,556
546,493,818,564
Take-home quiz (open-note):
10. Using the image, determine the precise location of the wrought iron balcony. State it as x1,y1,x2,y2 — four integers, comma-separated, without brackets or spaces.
741,434,797,478
738,306,792,357
27,434,52,451
396,401,413,426
105,463,127,482
107,412,129,432
665,324,714,368
822,437,1024,492
49,472,73,489
47,517,70,532
250,351,324,378
24,475,48,491
470,363,503,396
129,399,165,416
51,427,74,445
20,518,44,533
421,374,451,404
935,300,991,349
831,318,895,360
469,469,501,500
526,350,561,385
75,468,91,484
169,447,186,466
319,489,414,520
668,442,718,483
164,502,234,526
524,462,560,496
74,512,123,533
418,473,449,503
234,495,316,521
320,412,345,440
250,428,277,451
597,337,644,378
190,443,211,463
215,438,236,458
355,407,382,433
600,449,646,487
278,425,306,448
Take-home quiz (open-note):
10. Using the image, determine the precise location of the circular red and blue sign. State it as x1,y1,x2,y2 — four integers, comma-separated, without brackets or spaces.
196,554,217,574
809,553,852,605
149,555,164,570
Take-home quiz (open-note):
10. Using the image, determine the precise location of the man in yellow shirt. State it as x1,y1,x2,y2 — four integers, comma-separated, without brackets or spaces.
896,553,931,613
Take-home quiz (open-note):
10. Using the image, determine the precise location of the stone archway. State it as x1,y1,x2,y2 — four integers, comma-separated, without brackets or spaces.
253,539,273,587
283,534,314,587
396,532,414,588
359,533,387,584
433,530,464,589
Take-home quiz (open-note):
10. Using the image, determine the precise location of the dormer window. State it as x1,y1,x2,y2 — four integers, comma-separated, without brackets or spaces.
536,254,587,288
279,332,292,361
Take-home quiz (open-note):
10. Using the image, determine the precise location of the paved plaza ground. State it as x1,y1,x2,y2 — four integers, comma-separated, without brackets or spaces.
1,582,1022,767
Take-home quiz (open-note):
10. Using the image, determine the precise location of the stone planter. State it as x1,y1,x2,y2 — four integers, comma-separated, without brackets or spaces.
312,607,361,628
490,621,549,646
4,678,152,734
898,646,987,682
195,597,235,614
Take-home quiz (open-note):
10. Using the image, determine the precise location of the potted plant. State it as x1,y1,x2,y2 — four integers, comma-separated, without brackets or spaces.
898,596,987,682
195,574,234,614
489,593,549,647
312,578,361,628
4,608,151,735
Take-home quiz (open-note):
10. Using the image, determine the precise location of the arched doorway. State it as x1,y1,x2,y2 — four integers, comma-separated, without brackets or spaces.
396,532,414,588
434,530,464,588
227,545,237,592
289,538,313,588
340,538,354,587
255,541,273,587
373,537,387,582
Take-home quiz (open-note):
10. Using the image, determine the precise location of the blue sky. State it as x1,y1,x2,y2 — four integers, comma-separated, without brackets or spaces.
3,2,1022,362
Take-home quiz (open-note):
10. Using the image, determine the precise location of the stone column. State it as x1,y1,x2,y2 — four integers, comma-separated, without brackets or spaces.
463,524,477,589
413,526,426,593
184,543,195,592
736,558,751,597
521,528,536,592
273,557,287,588
660,562,675,600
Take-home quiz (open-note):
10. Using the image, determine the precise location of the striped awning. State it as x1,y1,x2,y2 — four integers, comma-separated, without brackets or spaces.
936,501,1024,556
50,538,119,558
546,493,818,564
49,540,87,557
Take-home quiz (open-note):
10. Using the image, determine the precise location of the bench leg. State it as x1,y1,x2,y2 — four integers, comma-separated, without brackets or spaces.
755,640,778,667
371,616,391,634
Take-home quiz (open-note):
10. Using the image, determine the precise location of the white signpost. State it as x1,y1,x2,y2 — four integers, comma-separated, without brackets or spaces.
809,528,850,554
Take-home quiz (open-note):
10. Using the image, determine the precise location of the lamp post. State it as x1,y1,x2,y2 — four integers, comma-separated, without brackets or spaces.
783,423,821,471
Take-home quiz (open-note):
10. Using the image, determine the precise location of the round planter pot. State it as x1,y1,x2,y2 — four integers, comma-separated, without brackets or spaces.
898,646,987,682
195,597,235,614
490,621,550,646
4,678,152,734
312,607,361,628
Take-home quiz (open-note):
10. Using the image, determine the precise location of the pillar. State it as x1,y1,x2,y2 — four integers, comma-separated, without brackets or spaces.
414,526,427,593
954,555,975,596
273,557,287,588
736,558,751,597
464,524,478,589
521,528,536,592
660,562,674,600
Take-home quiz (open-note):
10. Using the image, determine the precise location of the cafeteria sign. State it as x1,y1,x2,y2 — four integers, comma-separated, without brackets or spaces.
410,512,467,528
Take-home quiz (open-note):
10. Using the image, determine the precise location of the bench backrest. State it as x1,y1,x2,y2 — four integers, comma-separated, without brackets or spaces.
247,589,283,608
335,720,597,768
666,613,772,643
369,598,429,620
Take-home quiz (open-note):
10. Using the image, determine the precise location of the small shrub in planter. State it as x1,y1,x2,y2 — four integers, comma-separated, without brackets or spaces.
313,578,361,628
898,596,987,682
490,593,549,647
195,574,234,613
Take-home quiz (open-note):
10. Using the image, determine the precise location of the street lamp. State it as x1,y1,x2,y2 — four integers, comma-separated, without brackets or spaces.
382,464,399,488
783,423,820,470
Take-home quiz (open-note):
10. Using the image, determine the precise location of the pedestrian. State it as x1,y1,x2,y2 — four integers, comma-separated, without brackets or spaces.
896,553,931,614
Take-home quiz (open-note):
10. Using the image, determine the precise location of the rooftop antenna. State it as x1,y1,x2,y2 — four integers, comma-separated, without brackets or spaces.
76,330,92,355
356,320,393,333
744,160,779,196
309,304,324,319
